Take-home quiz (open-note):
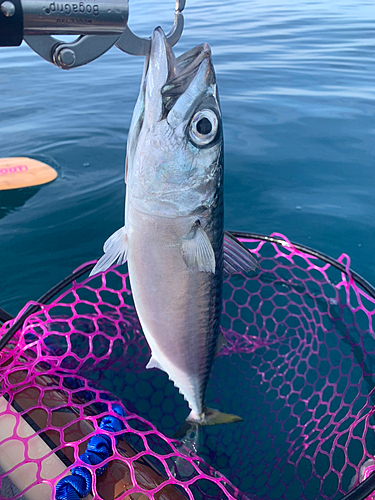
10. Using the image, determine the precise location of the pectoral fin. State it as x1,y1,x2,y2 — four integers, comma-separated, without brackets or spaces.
223,231,259,275
182,223,215,273
90,227,128,276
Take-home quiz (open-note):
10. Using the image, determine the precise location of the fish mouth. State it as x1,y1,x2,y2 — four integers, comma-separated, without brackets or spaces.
147,27,215,118
162,41,214,114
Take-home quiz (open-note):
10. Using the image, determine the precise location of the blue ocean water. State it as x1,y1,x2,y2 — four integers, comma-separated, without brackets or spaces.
0,0,374,314
1,2,375,498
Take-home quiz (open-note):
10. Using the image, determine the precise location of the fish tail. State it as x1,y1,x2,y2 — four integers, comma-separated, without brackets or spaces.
192,407,243,426
174,408,242,439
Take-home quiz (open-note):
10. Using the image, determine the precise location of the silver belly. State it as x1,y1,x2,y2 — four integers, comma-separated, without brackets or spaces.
127,205,221,416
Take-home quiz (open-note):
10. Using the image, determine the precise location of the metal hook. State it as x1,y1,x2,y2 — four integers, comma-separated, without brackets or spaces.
116,0,185,55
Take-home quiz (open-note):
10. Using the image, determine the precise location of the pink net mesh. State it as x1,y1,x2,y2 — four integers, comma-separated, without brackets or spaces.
0,232,375,500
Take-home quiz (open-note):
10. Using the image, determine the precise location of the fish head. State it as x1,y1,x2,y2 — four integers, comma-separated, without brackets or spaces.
126,27,223,217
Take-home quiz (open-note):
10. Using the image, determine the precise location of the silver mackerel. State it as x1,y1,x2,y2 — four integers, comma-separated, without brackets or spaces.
91,28,257,426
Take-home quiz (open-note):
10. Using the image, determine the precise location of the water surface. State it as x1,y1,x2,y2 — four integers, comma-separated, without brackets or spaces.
1,1,375,498
0,0,374,313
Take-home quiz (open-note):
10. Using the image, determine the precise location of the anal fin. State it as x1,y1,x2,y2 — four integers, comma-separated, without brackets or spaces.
146,356,164,372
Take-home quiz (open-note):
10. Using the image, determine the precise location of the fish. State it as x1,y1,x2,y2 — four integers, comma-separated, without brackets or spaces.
91,27,258,428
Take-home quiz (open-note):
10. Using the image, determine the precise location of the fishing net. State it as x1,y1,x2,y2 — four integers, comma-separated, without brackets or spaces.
0,232,375,500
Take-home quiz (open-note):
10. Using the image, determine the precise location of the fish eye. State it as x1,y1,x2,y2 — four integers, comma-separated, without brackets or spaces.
189,109,219,147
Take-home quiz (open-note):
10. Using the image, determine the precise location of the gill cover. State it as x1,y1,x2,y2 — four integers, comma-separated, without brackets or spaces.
91,28,258,277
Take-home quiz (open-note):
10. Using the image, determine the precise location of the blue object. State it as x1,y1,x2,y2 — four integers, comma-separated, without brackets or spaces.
55,404,126,500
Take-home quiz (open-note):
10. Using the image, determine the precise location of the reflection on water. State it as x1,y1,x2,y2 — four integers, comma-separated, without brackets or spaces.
0,187,41,220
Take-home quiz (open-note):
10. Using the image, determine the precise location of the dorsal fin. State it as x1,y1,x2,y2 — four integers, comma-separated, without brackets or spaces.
223,231,259,275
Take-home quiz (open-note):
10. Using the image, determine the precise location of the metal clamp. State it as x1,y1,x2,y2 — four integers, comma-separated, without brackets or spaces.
116,0,185,55
23,0,128,69
25,33,121,69
21,0,185,68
